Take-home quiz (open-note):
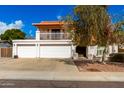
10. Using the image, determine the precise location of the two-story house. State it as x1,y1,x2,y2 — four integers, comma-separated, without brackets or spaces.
12,21,118,59
13,21,74,58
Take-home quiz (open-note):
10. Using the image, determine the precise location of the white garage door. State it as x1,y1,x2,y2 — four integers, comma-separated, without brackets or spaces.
17,45,36,58
40,45,72,58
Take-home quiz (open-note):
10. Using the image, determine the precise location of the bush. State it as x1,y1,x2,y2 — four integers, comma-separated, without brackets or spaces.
109,53,116,57
109,53,124,62
118,48,124,52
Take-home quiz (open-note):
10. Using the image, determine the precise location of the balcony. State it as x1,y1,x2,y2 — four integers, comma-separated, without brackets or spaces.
40,33,71,40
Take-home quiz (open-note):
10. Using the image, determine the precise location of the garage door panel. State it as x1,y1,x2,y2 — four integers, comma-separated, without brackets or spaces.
40,45,71,58
18,46,36,58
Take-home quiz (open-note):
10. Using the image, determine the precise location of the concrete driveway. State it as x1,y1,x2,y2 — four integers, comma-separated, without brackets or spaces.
0,58,124,82
0,58,78,72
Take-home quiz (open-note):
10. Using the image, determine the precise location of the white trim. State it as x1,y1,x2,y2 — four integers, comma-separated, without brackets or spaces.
13,40,72,42
36,30,40,40
13,40,72,45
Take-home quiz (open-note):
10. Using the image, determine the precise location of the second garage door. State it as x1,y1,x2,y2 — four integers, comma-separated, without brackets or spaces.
40,45,72,58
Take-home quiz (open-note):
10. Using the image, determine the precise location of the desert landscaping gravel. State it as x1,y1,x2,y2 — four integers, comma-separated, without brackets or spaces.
74,60,124,72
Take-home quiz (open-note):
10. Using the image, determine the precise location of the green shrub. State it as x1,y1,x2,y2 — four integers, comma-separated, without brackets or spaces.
110,53,124,62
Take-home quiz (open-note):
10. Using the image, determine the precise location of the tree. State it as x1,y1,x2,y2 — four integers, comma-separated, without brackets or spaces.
113,20,124,44
64,5,124,63
107,13,124,43
0,29,26,44
65,6,109,45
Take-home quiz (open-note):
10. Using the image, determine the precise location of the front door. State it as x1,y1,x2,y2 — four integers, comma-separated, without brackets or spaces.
51,29,60,40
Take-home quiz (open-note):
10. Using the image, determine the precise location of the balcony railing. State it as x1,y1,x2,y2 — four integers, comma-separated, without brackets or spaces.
40,33,71,40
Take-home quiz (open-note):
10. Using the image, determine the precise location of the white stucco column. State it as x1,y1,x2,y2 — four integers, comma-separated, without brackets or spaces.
49,29,52,40
36,30,40,40
87,45,98,60
71,43,76,58
72,45,78,60
112,43,118,53
87,46,92,59
60,29,63,39
36,43,40,58
108,45,112,54
13,43,17,58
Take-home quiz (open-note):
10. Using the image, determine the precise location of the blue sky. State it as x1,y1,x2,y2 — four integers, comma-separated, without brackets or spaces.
0,5,123,38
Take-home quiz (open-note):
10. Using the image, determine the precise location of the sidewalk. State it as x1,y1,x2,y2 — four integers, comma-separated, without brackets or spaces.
0,71,124,82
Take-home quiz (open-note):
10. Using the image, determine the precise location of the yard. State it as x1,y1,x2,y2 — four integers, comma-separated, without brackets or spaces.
74,60,124,72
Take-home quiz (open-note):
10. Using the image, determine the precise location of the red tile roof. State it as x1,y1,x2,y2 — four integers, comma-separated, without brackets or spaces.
33,21,64,26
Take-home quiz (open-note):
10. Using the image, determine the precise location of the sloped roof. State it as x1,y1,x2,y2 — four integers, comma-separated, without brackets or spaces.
33,21,64,26
0,42,11,48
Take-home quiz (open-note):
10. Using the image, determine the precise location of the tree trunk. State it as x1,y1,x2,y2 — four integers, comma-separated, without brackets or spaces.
101,45,108,64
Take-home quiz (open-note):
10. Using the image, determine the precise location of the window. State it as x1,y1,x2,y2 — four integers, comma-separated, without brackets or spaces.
97,47,104,56
97,49,103,56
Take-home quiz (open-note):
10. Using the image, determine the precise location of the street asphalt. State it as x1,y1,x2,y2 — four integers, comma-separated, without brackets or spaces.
0,79,124,88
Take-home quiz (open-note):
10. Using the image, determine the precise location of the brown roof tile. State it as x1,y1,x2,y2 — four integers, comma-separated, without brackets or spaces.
33,21,64,26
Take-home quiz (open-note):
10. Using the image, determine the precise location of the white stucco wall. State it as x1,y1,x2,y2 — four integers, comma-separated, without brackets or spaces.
112,44,118,53
86,44,118,59
87,45,97,59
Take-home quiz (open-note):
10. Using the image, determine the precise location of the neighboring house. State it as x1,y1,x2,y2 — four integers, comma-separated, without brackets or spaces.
0,41,12,48
12,21,118,59
0,41,12,58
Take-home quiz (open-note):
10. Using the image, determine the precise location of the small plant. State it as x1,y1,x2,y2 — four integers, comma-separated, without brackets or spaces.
110,53,124,62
